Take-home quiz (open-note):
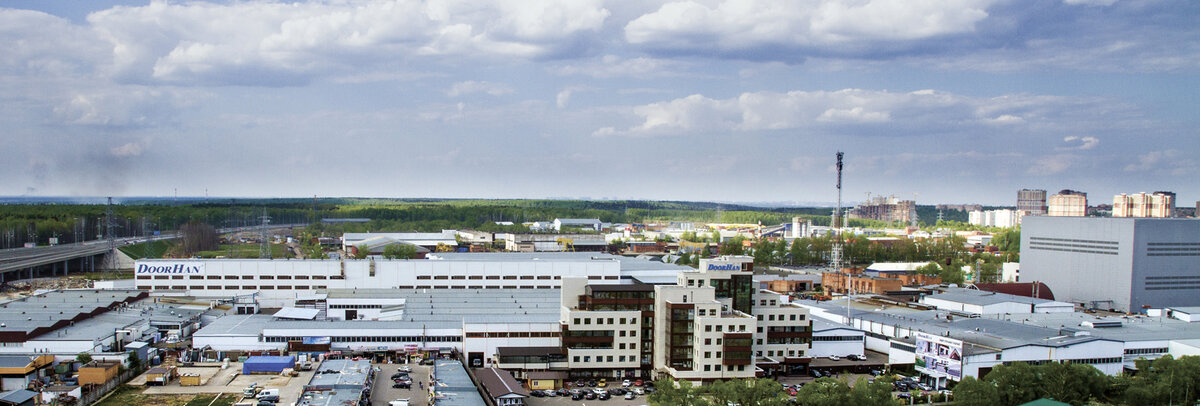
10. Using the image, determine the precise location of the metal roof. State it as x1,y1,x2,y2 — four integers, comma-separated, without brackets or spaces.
924,288,1062,307
433,360,487,406
273,308,320,320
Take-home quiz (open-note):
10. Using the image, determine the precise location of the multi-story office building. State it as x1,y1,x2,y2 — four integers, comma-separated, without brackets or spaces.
1048,189,1088,217
1017,189,1048,217
653,284,756,382
559,278,650,379
1021,216,1200,312
1113,192,1176,218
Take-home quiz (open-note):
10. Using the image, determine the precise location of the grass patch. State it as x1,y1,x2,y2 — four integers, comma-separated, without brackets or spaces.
95,385,229,406
119,240,176,259
72,271,135,280
195,244,289,259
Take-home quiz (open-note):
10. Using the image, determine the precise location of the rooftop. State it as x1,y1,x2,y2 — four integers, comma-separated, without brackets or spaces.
924,288,1065,307
433,360,487,406
307,358,371,388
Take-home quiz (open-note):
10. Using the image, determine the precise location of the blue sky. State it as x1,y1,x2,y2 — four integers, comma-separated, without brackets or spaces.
1,0,1196,205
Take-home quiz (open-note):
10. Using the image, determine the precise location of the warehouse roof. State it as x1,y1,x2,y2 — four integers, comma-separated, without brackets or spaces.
924,288,1061,307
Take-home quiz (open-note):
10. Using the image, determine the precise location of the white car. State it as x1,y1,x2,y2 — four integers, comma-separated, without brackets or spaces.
828,355,840,361
622,379,632,387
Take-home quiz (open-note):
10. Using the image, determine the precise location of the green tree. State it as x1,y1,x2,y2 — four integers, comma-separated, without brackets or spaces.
383,243,418,259
984,362,1041,405
793,378,849,406
952,376,999,406
705,378,789,406
649,378,705,406
352,245,370,259
845,377,895,405
75,352,92,365
126,351,141,372
1038,362,1109,405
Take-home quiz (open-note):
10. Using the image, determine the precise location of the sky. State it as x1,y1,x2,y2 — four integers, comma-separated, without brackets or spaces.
1,0,1197,206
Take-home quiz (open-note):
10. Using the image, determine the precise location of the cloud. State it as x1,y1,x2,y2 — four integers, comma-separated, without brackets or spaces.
1123,150,1182,172
51,87,191,127
550,55,686,78
1028,154,1076,175
110,142,145,157
78,0,611,86
447,81,514,97
605,88,1117,136
1059,136,1100,150
625,0,996,60
1063,0,1118,6
556,90,572,109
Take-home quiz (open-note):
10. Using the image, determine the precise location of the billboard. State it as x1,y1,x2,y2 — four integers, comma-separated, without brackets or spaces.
136,262,206,275
914,332,963,380
302,336,332,345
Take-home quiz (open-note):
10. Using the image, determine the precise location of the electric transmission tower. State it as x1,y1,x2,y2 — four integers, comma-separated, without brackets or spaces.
259,208,272,259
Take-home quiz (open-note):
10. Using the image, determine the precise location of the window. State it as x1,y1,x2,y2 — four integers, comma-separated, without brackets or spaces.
277,275,291,279
241,275,254,279
619,343,625,349
630,343,636,349
790,315,796,321
619,318,626,325
716,325,722,332
607,356,613,362
574,318,581,325
584,318,591,325
705,325,712,332
574,356,580,362
583,356,591,362
704,339,711,345
597,318,604,325
619,356,626,362
757,315,763,321
704,352,711,358
704,365,711,371
224,275,238,280
260,275,274,280
714,365,722,371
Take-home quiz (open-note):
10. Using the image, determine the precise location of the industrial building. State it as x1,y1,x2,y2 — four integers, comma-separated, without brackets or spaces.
503,234,607,252
1020,216,1200,312
968,209,1020,228
848,195,916,224
919,288,1074,315
342,232,458,252
134,253,689,306
298,358,373,406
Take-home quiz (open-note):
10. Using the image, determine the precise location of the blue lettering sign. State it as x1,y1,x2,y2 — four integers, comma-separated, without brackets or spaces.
136,263,205,274
706,264,741,271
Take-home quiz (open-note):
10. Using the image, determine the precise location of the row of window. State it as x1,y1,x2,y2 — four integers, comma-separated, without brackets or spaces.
759,350,804,357
330,304,383,309
572,317,638,325
812,335,862,341
1125,347,1168,355
262,335,461,343
757,314,805,322
142,274,335,280
702,364,748,372
151,285,327,290
703,324,748,333
464,332,560,338
572,355,638,363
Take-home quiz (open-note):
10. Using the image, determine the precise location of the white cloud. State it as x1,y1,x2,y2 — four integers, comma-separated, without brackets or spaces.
110,142,145,157
625,0,995,56
556,90,573,109
1063,0,1118,6
79,0,611,85
447,81,514,97
609,88,1084,135
1123,150,1179,172
550,55,685,78
1028,154,1075,175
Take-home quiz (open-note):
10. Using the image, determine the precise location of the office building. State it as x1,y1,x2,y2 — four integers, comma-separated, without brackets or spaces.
1020,216,1200,312
1017,189,1048,217
1047,190,1088,217
1113,192,1176,218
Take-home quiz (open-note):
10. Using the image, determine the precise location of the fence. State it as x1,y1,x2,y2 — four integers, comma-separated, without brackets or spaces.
75,368,138,406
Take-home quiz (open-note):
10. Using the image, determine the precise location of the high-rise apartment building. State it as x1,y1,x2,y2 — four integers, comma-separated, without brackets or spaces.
968,209,1021,228
848,195,916,224
1048,190,1087,217
1113,192,1176,218
1017,189,1048,217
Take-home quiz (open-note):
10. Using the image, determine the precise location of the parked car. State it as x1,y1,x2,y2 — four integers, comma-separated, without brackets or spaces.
390,372,408,380
597,392,610,400
392,381,410,389
588,379,598,387
634,379,644,386
546,389,559,397
608,388,625,395
584,392,597,400
644,386,657,394
571,392,584,400
828,355,840,361
396,366,413,373
632,387,645,395
597,379,608,387
624,392,636,400
557,388,571,397
622,379,632,387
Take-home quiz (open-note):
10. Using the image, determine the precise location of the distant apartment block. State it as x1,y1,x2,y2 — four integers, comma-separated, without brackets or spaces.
848,195,915,224
1048,190,1087,217
968,209,1020,228
1017,189,1048,217
1113,192,1176,218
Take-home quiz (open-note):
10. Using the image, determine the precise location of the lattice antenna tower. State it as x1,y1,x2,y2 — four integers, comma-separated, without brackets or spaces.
259,208,272,259
106,197,116,254
830,153,844,271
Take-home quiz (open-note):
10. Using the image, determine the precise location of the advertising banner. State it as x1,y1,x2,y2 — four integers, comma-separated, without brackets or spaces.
135,261,206,275
302,336,332,345
914,331,963,380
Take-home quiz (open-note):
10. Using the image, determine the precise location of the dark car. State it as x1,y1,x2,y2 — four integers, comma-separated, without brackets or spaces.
529,390,545,397
257,395,280,403
597,392,611,400
585,392,597,400
557,389,571,397
644,387,657,394
571,392,584,400
391,372,409,380
392,381,411,389
257,402,275,406
608,388,625,395
588,379,598,387
420,359,435,365
574,380,587,387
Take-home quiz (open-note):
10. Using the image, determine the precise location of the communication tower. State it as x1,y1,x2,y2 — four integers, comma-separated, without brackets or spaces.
259,208,272,259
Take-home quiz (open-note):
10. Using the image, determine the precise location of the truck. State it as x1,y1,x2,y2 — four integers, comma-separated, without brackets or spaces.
388,399,411,406
242,383,260,398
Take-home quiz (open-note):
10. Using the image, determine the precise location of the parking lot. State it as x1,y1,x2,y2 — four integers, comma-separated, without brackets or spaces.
526,391,648,406
370,362,433,406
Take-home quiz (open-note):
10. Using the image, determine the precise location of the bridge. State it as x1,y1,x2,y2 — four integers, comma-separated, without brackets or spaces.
0,224,304,283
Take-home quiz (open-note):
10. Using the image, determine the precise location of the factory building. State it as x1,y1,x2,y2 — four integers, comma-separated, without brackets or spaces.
1020,216,1200,312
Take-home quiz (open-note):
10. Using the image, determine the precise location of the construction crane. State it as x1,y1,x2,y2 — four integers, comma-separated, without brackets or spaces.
557,237,575,252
